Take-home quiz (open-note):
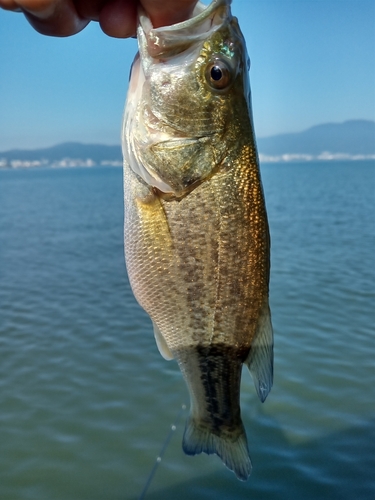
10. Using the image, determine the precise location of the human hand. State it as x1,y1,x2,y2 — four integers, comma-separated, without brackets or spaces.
0,0,198,37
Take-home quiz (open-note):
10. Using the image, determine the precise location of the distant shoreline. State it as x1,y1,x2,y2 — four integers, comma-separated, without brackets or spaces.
1,120,374,169
0,159,123,169
1,156,374,170
258,153,375,163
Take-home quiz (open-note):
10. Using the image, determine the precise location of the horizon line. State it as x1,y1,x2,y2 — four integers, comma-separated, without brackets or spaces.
1,118,374,154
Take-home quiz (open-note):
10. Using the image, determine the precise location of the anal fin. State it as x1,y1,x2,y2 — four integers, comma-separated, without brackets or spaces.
245,300,273,402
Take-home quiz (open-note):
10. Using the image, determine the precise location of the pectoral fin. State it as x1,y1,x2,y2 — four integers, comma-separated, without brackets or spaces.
152,322,174,360
245,301,273,402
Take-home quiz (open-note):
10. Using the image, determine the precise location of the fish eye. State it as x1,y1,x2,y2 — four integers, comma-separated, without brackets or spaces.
205,58,232,91
211,65,223,81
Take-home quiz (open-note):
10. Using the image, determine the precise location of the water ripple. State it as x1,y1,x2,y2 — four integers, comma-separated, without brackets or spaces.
0,163,374,499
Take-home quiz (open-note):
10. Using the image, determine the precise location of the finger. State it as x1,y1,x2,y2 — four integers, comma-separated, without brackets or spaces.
2,0,89,36
74,0,106,22
0,0,61,17
141,0,197,28
0,0,21,10
99,0,137,38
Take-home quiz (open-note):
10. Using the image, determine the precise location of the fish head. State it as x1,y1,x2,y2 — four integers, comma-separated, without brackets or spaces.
123,0,252,197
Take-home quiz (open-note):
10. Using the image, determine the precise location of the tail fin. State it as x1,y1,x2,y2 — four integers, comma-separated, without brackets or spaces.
182,416,252,481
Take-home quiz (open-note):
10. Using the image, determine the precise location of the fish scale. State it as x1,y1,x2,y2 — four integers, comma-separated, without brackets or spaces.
122,0,273,480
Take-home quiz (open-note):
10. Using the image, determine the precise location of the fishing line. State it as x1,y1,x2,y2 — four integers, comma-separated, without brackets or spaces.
138,403,187,500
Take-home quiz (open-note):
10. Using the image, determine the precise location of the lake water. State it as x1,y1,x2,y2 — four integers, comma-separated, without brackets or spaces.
0,161,374,500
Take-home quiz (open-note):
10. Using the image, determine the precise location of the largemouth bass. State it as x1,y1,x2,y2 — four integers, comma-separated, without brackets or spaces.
122,0,273,481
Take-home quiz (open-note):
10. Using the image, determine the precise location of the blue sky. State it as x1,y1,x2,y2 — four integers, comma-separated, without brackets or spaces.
0,0,374,151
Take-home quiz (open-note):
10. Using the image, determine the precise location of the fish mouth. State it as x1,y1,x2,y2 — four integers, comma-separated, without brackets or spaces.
143,104,193,138
138,0,231,58
143,103,219,140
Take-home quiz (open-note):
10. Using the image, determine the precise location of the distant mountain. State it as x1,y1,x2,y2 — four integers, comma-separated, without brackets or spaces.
0,120,374,168
257,120,375,160
0,142,122,164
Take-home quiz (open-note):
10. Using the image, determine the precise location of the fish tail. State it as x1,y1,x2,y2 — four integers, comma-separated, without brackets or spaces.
182,416,252,481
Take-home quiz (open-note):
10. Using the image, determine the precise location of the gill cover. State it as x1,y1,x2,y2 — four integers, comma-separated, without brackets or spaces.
122,0,239,196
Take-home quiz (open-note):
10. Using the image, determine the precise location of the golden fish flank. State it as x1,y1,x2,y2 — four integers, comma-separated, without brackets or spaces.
122,0,273,481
